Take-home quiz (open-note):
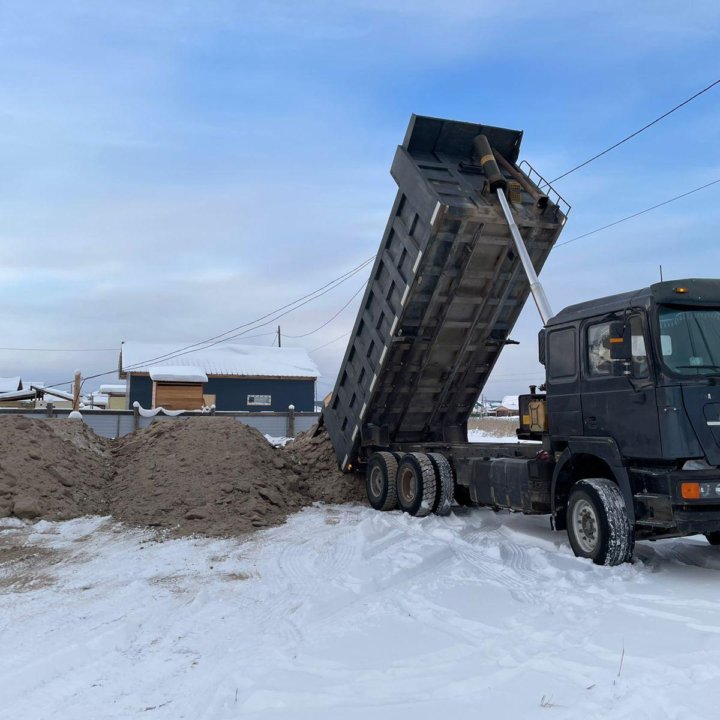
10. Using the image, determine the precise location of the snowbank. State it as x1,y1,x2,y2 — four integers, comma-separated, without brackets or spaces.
2,508,720,718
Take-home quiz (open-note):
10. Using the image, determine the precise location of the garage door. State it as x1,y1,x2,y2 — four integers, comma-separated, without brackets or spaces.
153,382,204,410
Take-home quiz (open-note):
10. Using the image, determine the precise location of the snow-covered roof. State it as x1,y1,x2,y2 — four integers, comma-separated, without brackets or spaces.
499,395,519,410
88,392,109,407
121,343,320,379
99,383,127,395
0,389,37,402
149,366,208,383
0,376,22,393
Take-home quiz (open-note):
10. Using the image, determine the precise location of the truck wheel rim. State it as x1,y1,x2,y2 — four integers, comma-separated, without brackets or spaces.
399,468,417,505
572,499,598,554
369,466,384,498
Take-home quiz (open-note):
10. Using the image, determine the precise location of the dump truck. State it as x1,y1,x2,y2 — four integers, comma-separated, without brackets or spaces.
323,113,720,565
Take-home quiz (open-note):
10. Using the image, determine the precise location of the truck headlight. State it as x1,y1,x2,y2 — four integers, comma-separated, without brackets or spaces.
683,482,720,499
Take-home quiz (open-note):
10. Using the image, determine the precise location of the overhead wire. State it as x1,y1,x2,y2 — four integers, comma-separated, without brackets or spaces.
43,255,374,388
0,347,116,352
310,332,351,353
114,255,374,374
549,78,720,183
283,282,367,339
556,177,720,247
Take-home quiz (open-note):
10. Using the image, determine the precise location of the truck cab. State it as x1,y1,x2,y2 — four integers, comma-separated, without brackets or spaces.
543,278,720,544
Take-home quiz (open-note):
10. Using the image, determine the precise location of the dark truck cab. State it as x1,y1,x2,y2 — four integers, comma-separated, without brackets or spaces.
322,113,720,565
542,279,720,543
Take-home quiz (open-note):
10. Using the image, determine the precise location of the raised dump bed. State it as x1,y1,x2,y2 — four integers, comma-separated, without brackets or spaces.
323,114,568,471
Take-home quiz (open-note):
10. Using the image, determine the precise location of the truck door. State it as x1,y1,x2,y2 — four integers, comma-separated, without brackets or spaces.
546,325,583,437
580,313,662,459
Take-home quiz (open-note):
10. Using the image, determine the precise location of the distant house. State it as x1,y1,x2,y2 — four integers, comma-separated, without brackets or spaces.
0,377,29,407
0,377,22,394
496,395,520,417
119,343,320,412
99,383,127,410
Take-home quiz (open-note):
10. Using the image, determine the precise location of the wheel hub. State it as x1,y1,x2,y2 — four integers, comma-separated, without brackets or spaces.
572,498,599,554
399,468,417,505
369,466,384,498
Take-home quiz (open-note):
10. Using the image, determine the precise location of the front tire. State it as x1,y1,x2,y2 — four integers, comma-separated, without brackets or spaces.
366,452,399,511
566,478,634,566
396,453,437,517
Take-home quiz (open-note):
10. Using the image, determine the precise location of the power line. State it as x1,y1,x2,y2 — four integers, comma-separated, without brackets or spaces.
556,177,720,247
284,282,367,339
550,78,720,183
114,255,374,375
0,347,116,352
44,256,374,388
310,332,350,353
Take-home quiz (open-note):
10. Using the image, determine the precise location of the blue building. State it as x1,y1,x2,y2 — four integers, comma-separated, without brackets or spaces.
119,342,319,412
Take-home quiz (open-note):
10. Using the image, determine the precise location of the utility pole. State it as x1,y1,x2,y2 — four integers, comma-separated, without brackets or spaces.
72,370,81,411
277,325,281,348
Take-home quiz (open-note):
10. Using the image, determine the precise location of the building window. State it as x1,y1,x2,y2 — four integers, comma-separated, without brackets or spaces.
247,394,271,406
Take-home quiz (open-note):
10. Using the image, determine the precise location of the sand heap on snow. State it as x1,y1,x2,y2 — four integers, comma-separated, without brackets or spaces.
0,416,112,521
111,418,364,535
0,416,363,536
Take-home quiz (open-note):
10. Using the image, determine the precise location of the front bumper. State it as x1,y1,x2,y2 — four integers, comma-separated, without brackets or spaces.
634,468,720,535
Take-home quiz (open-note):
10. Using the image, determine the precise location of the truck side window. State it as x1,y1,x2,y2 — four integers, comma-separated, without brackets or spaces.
629,315,649,378
587,323,612,376
547,328,576,380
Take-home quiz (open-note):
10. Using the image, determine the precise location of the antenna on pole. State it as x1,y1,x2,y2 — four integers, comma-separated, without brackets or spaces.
277,325,281,348
659,265,664,282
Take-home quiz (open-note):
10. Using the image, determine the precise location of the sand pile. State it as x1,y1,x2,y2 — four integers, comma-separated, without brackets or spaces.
0,416,112,521
0,416,363,536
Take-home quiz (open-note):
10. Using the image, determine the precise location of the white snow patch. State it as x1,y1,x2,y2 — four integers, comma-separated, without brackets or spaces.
469,428,541,445
264,434,291,447
149,366,208,382
2,508,720,718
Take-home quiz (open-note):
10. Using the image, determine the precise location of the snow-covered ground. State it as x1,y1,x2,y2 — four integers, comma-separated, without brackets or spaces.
469,428,539,444
3,507,720,719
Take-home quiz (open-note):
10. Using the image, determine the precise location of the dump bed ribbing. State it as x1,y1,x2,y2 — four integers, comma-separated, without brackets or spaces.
323,115,568,471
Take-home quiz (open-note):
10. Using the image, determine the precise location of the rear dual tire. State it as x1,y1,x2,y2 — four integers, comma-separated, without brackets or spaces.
365,451,454,517
396,453,437,517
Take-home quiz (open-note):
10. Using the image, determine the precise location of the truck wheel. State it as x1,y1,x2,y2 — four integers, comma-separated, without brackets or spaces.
428,453,454,516
566,478,634,566
705,532,720,546
366,452,399,511
396,453,437,517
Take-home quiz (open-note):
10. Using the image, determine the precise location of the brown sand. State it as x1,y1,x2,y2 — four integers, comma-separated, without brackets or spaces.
0,416,363,537
0,416,112,521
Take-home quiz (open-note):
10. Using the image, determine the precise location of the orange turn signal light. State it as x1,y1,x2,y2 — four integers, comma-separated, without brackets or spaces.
674,287,689,294
681,482,701,499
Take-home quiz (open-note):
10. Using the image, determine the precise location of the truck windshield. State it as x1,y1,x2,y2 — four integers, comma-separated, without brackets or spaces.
658,306,720,375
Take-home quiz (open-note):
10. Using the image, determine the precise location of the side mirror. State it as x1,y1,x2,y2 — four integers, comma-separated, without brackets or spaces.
538,329,546,366
609,321,631,362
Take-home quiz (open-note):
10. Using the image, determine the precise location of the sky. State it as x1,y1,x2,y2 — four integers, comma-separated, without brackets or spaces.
1,1,719,400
